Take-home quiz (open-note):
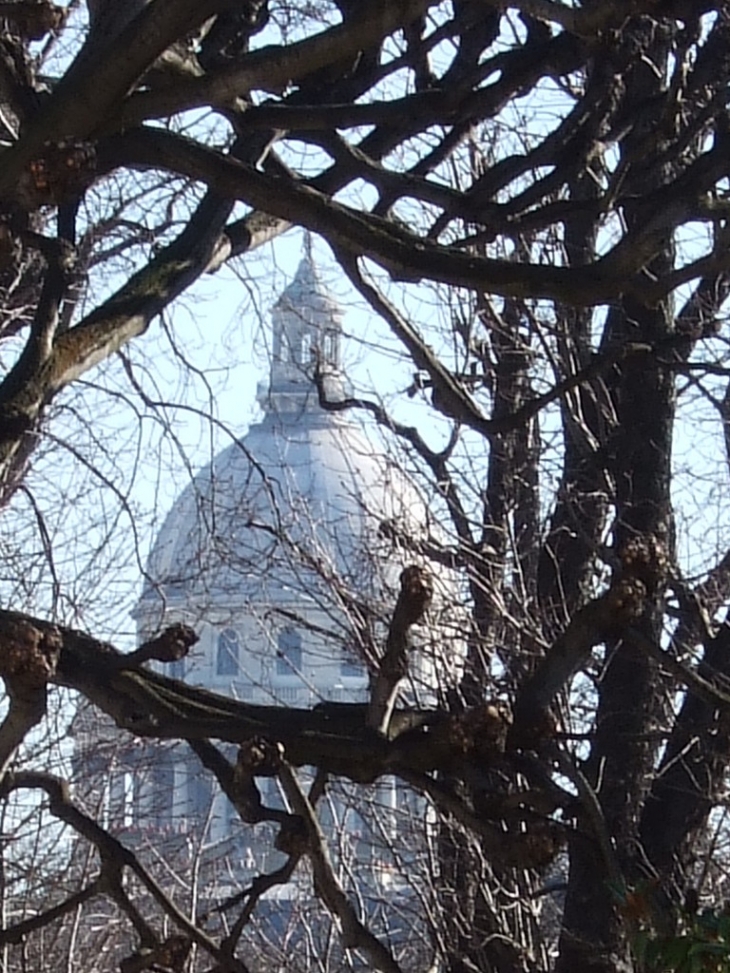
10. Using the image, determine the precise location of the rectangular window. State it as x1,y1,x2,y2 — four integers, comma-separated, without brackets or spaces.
276,627,302,675
341,658,365,678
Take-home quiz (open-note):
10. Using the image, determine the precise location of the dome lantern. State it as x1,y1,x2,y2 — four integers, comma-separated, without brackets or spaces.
259,246,348,415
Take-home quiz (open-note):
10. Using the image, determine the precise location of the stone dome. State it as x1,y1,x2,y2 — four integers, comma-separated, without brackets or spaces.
139,403,418,616
138,255,423,624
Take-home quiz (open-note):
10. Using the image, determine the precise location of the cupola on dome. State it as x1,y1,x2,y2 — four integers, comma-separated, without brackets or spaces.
140,255,421,610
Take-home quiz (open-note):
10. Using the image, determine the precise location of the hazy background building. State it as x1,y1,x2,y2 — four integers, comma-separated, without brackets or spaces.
71,256,460,947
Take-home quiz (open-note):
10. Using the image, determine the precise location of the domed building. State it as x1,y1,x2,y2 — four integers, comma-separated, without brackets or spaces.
69,252,461,971
136,254,443,705
125,253,459,857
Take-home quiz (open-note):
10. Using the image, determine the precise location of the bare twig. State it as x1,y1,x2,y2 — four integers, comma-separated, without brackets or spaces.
277,761,404,973
548,744,624,889
0,772,252,972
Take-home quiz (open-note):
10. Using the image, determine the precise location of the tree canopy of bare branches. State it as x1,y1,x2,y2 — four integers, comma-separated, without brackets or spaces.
3,1,730,971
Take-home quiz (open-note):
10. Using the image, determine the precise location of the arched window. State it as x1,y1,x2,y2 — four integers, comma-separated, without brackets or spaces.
216,628,239,676
301,331,313,364
276,627,302,675
323,330,338,365
151,756,175,828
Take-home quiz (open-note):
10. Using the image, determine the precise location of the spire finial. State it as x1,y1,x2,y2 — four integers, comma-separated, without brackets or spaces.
303,229,314,264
